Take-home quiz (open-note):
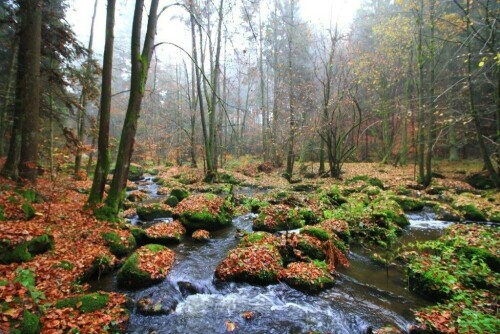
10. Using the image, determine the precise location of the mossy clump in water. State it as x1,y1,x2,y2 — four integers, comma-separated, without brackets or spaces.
317,219,351,244
192,229,210,242
128,163,144,181
175,193,233,231
144,221,186,244
295,234,326,261
301,226,331,241
252,204,304,233
407,224,499,302
117,244,175,289
101,231,136,257
0,234,54,264
238,231,277,247
136,203,173,221
280,260,334,293
371,197,409,228
170,188,190,201
55,292,110,313
215,244,283,285
164,195,179,207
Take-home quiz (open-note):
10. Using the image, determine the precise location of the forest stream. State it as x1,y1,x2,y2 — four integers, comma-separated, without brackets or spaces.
89,177,460,334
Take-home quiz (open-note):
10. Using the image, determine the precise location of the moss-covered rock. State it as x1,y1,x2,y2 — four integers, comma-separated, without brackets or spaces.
318,219,351,244
144,221,186,244
192,229,210,242
465,171,495,190
346,175,384,189
215,244,283,285
392,195,426,212
130,227,147,245
101,231,136,257
127,190,148,203
238,231,277,247
117,244,175,289
371,197,409,227
0,234,54,264
295,234,326,261
299,208,320,225
55,292,110,313
175,194,233,231
165,195,179,207
459,204,487,221
15,310,40,334
252,204,304,233
301,226,331,241
280,261,334,293
145,168,160,176
432,203,463,222
79,254,115,282
128,163,144,181
170,188,190,201
136,203,173,221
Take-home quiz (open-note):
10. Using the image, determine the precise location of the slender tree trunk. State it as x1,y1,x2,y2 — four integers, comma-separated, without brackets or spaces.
464,0,500,187
424,0,436,186
258,2,267,161
0,39,18,157
285,0,295,180
88,0,116,206
416,0,425,184
106,0,160,212
449,123,459,161
75,0,99,175
17,0,42,184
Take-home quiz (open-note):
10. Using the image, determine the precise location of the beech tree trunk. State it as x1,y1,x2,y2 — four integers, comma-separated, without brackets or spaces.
88,0,116,206
106,0,159,212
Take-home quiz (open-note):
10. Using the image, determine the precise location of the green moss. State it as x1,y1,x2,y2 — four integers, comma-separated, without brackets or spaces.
252,206,304,233
346,175,384,189
282,261,334,293
53,260,75,271
218,173,240,184
55,292,110,313
297,238,325,261
392,196,426,212
459,246,500,272
101,232,136,257
130,228,147,245
301,227,330,241
128,163,144,181
461,204,487,221
15,310,40,334
170,188,190,201
0,205,4,220
0,234,54,264
79,254,114,282
117,244,170,288
165,196,179,207
145,168,159,175
299,208,319,225
136,204,173,221
93,205,120,223
21,202,36,220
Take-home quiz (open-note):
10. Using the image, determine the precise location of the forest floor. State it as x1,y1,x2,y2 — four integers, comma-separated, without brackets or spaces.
0,158,498,333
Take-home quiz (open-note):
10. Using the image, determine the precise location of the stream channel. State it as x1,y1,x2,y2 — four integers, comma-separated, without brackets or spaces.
91,177,457,334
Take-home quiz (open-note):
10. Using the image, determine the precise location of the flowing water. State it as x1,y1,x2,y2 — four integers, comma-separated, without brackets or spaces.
91,178,455,334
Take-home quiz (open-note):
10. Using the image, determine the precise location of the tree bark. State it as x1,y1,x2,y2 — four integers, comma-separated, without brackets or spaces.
416,0,425,184
17,0,42,184
106,0,160,212
0,39,18,157
88,0,116,206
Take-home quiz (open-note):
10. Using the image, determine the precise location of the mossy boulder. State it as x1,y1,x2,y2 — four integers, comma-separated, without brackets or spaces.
371,197,409,227
128,163,144,181
392,195,426,212
280,261,334,293
145,168,159,176
127,190,148,203
55,292,110,313
117,244,175,289
465,171,495,190
13,310,40,334
79,254,115,282
192,229,210,242
144,221,186,244
459,204,487,221
0,234,54,264
218,173,240,185
295,234,326,261
101,231,136,257
252,204,304,233
130,227,147,245
165,195,179,207
301,226,331,241
170,188,190,201
136,203,173,221
238,231,277,247
318,219,351,244
346,175,384,189
175,194,233,231
299,208,320,225
215,244,283,285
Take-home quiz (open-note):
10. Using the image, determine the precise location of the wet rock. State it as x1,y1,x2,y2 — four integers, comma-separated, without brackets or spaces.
117,244,175,289
137,296,177,316
127,190,149,203
177,281,200,297
175,193,233,231
165,195,179,207
137,203,173,221
170,188,190,201
392,195,425,212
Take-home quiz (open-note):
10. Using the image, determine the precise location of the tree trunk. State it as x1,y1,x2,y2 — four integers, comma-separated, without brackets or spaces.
285,0,295,180
106,0,159,212
424,0,436,186
75,0,99,175
17,0,42,184
88,0,116,206
416,0,425,184
0,39,18,157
